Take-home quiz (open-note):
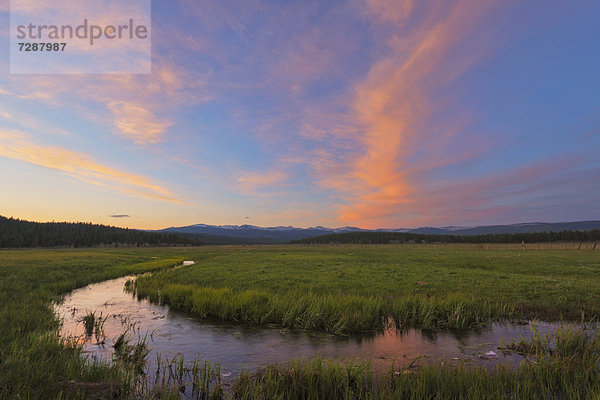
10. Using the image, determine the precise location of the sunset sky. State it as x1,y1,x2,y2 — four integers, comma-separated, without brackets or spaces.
1,0,599,229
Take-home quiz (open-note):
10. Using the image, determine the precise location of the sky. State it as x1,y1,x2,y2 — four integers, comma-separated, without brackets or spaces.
0,0,599,230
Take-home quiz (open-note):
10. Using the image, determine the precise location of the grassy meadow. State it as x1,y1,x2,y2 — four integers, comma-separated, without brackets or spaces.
132,244,600,333
1,244,599,398
0,248,185,399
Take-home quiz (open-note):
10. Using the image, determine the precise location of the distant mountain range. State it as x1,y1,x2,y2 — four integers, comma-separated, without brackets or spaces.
156,224,364,243
156,221,600,243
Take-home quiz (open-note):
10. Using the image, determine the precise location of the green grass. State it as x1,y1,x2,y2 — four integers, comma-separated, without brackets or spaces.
1,245,599,398
0,247,185,399
131,245,600,333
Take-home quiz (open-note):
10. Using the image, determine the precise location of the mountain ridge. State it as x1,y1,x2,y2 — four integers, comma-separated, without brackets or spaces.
157,220,600,242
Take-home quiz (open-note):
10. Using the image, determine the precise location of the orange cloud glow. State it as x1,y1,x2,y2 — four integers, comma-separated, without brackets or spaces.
107,101,172,144
0,130,179,202
334,1,500,227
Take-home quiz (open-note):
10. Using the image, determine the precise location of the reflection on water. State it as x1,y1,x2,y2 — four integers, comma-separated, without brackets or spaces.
55,276,563,378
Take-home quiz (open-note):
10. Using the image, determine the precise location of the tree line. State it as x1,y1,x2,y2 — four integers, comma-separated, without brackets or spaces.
0,216,205,248
4,215,599,248
293,230,600,245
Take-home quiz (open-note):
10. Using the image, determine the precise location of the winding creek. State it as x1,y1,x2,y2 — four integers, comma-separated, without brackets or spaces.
54,273,567,380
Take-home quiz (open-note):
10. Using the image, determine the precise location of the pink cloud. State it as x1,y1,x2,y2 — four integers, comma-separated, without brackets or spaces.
107,101,172,144
311,1,508,226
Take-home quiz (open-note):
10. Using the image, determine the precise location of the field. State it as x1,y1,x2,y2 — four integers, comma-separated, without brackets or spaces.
1,245,599,398
0,248,185,398
133,244,600,333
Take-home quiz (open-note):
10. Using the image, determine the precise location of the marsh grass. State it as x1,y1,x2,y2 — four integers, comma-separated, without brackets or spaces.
81,311,96,336
131,280,516,334
131,326,598,399
0,249,185,398
80,310,109,344
229,324,600,399
130,245,600,334
113,331,151,375
138,355,224,399
2,245,600,398
0,332,129,399
501,322,600,360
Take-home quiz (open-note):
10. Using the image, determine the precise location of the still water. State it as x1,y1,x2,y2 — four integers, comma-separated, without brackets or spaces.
55,275,563,378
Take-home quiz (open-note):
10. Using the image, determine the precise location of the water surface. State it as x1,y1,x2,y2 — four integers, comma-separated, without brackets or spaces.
55,276,564,378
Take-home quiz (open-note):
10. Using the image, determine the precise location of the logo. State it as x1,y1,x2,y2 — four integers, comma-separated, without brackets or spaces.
10,0,151,74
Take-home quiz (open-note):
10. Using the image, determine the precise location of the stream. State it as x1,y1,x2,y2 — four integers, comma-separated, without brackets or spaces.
55,275,565,379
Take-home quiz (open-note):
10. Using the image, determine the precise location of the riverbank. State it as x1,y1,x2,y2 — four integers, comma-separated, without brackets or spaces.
1,246,599,398
132,245,600,333
0,248,184,398
57,275,577,377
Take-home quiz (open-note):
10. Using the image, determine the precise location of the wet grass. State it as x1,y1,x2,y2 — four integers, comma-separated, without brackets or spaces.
131,244,600,334
81,311,97,336
500,322,600,358
80,310,109,341
141,355,224,399
113,331,152,374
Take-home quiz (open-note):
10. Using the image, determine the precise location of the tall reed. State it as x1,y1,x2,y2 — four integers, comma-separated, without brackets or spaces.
132,277,517,334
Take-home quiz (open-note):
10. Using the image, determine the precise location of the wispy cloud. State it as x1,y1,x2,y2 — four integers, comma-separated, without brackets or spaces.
0,97,74,138
201,1,509,227
0,57,211,145
1,0,597,229
395,154,600,227
110,214,130,218
237,170,287,193
363,0,415,24
0,129,180,202
326,1,503,226
107,101,171,144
